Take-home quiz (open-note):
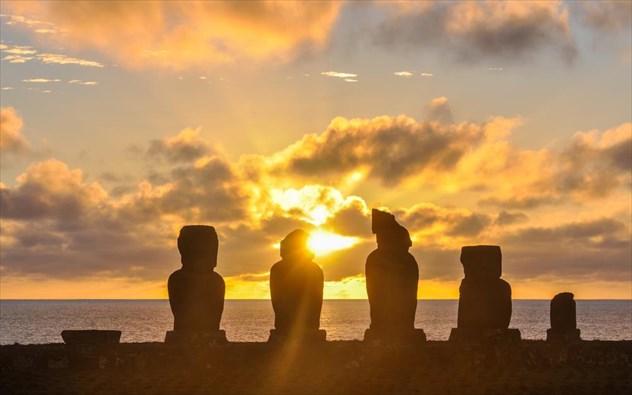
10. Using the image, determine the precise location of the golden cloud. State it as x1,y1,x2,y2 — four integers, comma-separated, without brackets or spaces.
0,107,30,154
4,0,342,69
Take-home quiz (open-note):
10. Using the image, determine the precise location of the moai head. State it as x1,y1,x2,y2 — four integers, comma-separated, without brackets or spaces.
460,245,502,279
372,209,412,251
280,229,315,261
177,225,219,270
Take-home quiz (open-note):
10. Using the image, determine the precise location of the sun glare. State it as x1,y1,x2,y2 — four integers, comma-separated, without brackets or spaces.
307,231,358,256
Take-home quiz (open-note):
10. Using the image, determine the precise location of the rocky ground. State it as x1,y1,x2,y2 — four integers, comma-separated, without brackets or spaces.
1,340,631,395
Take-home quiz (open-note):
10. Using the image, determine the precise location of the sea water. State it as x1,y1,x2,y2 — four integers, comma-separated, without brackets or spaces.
1,300,630,344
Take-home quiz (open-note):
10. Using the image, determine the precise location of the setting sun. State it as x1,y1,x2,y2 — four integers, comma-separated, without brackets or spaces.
307,231,358,256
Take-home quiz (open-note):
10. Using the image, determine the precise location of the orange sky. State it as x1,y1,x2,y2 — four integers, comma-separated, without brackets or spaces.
1,1,631,300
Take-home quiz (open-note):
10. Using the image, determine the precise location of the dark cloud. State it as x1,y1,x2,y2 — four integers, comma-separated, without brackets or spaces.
500,218,631,281
397,204,492,238
503,218,627,245
423,96,454,124
374,1,577,64
277,115,489,186
322,198,370,237
576,1,632,33
147,128,213,163
480,124,631,209
0,147,249,280
480,196,562,209
494,211,529,226
0,159,106,221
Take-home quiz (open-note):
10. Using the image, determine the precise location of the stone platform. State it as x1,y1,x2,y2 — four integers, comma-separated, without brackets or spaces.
1,340,631,395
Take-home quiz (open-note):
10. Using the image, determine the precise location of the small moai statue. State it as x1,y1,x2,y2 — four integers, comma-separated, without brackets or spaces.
449,245,521,342
364,209,426,344
165,225,227,345
547,292,581,342
269,229,326,343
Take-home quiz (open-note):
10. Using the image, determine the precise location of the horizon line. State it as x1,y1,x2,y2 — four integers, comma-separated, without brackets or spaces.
1,298,630,301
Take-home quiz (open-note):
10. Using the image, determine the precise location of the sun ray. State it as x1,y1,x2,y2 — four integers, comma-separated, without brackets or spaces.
307,230,358,256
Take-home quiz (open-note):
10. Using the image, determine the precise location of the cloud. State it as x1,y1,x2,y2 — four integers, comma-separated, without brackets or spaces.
1,45,37,55
22,78,61,83
394,71,413,77
0,159,108,221
500,218,631,281
0,107,30,154
37,53,104,67
480,123,632,208
68,80,98,86
0,105,629,295
0,13,60,34
576,0,632,33
321,71,358,78
147,128,214,163
1,43,104,67
375,0,577,64
3,1,342,69
0,149,250,279
423,96,454,123
494,211,529,226
258,102,503,187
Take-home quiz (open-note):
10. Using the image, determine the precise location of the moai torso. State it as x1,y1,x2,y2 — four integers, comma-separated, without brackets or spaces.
366,209,419,335
457,245,511,331
270,230,324,332
168,225,225,332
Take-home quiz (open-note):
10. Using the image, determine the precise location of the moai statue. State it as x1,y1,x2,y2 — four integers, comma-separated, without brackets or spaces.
449,245,521,342
364,209,426,344
269,229,326,343
547,292,581,342
166,225,227,345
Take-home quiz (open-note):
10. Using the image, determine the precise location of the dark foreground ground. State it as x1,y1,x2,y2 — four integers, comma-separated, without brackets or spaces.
1,340,631,395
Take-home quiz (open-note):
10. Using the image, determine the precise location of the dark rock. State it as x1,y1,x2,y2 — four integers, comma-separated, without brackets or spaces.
452,245,520,342
547,292,581,342
268,329,327,344
164,330,228,346
449,328,521,343
168,225,225,334
269,229,325,341
364,209,424,343
61,330,121,345
61,330,121,370
364,328,426,346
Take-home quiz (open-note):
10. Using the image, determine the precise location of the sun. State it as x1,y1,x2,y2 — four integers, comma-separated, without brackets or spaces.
307,230,358,256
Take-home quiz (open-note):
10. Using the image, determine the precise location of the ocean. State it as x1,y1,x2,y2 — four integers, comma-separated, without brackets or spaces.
1,299,630,344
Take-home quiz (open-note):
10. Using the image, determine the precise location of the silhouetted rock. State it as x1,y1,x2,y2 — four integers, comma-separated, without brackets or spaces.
269,229,326,343
61,330,121,345
167,225,226,344
61,330,120,369
364,209,426,344
547,292,581,342
450,245,520,342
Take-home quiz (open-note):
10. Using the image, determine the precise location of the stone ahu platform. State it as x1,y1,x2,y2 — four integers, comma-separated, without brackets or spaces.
1,341,630,395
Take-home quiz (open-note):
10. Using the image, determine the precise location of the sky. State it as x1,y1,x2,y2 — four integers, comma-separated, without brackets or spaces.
0,1,630,299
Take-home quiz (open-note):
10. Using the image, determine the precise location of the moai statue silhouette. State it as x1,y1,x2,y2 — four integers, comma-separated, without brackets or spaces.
166,225,227,345
547,292,581,342
364,209,426,344
269,229,326,343
450,245,520,342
